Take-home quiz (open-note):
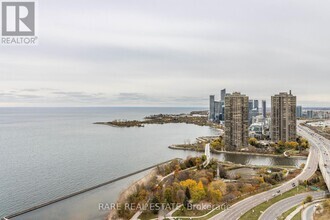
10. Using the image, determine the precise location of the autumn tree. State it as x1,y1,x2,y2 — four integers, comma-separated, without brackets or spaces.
297,137,309,151
249,138,258,147
207,180,226,203
275,141,286,154
209,180,226,193
218,165,228,178
180,179,206,202
194,180,206,201
323,199,330,211
241,184,255,193
254,176,265,184
181,179,197,189
183,196,190,208
226,184,236,193
210,137,224,150
176,189,185,203
209,187,222,203
150,196,160,215
164,187,173,203
201,154,207,162
174,164,180,178
185,187,191,200
285,141,298,149
195,157,202,170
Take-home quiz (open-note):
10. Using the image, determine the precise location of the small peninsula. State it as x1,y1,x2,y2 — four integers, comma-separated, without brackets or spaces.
94,111,221,129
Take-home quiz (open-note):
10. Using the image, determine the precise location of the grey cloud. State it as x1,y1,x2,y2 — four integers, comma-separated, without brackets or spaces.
0,89,211,106
0,91,44,102
0,0,330,107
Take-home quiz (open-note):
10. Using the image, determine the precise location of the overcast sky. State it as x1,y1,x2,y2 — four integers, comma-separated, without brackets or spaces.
1,0,330,107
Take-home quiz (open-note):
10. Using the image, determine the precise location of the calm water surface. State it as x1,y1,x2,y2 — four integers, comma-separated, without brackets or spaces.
0,107,306,219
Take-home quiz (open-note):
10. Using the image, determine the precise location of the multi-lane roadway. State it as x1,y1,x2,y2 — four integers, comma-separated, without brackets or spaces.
298,123,330,190
210,122,330,220
259,191,325,220
209,139,319,220
259,123,330,220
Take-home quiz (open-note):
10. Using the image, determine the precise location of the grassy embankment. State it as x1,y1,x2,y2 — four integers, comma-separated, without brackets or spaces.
240,185,308,220
292,210,302,220
278,205,299,220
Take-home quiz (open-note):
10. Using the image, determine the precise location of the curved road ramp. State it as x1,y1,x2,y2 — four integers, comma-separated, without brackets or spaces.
259,191,325,220
301,201,322,220
209,125,323,220
209,147,319,220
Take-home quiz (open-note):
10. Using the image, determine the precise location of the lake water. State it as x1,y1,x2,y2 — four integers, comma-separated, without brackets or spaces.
0,107,306,219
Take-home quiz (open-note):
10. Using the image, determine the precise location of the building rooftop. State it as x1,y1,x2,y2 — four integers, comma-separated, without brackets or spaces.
230,92,247,96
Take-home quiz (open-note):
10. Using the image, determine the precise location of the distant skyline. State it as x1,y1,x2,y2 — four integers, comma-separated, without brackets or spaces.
1,0,330,107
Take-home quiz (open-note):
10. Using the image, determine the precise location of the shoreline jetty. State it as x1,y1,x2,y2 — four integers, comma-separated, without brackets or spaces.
2,159,180,220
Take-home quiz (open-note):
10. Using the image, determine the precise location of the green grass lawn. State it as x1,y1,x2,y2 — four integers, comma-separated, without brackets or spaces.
240,185,308,220
140,206,225,220
278,205,299,220
292,210,302,220
170,185,278,219
173,208,210,217
170,207,224,220
138,212,158,220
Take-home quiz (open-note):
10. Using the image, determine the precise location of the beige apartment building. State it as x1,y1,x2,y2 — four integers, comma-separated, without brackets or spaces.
224,92,249,150
271,91,297,142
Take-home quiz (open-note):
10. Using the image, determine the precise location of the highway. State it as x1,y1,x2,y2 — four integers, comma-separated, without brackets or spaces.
209,122,329,220
257,123,330,220
259,191,325,220
298,123,330,190
209,142,319,220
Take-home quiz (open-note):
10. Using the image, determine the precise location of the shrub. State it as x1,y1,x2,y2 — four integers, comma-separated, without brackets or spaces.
303,195,312,204
249,138,258,147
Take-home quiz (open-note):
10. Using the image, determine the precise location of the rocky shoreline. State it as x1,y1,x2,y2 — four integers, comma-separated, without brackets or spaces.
107,168,158,220
94,112,222,129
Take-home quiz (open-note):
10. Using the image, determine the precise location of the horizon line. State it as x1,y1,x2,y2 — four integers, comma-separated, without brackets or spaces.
0,106,330,109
